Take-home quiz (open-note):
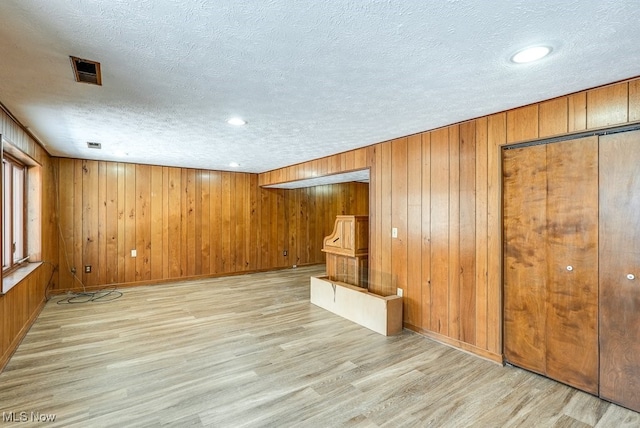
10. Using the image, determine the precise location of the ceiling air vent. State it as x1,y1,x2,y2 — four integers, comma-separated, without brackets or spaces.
70,56,102,85
87,142,102,149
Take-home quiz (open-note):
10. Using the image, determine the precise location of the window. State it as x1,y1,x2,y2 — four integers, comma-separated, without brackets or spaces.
3,154,27,272
1,136,42,294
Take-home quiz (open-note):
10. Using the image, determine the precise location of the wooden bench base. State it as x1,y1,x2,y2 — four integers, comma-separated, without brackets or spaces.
310,276,403,336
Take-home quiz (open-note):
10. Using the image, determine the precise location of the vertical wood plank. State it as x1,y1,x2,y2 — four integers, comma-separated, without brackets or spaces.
184,169,196,277
369,144,382,295
210,171,222,274
539,97,568,138
459,121,476,345
344,150,355,172
194,170,203,275
150,166,164,280
97,162,107,286
221,172,232,273
73,160,83,287
116,163,126,283
276,188,286,267
104,162,119,285
135,165,151,281
430,127,449,335
167,168,182,278
392,137,408,318
82,160,99,287
629,79,640,122
57,159,75,289
587,82,629,129
406,134,422,327
487,112,506,355
448,125,461,339
420,133,432,331
235,173,247,271
354,147,367,170
507,104,538,144
299,188,309,265
200,171,211,275
568,92,587,132
162,167,170,279
307,186,317,263
124,163,136,283
248,174,259,270
379,141,393,296
474,117,489,350
257,187,268,270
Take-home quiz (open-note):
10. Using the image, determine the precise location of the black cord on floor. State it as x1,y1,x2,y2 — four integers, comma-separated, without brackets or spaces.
56,286,123,304
40,261,123,304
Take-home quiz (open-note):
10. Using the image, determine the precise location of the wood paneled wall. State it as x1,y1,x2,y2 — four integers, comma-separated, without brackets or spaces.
259,76,640,362
2,76,638,370
0,108,57,371
54,158,369,290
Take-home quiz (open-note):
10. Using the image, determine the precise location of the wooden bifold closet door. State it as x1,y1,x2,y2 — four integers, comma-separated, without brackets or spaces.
503,136,599,394
599,131,640,411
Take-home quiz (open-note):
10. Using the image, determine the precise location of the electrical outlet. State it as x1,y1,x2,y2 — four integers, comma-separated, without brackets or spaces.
131,249,137,257
397,287,403,297
392,227,398,238
84,265,92,273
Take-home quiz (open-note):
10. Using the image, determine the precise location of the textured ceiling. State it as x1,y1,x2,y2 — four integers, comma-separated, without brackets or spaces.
0,1,639,178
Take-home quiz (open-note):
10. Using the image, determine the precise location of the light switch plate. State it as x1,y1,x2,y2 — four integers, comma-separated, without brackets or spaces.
131,249,137,257
392,227,398,238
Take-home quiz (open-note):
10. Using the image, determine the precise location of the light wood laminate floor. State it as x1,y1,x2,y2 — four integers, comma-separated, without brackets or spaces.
1,265,638,427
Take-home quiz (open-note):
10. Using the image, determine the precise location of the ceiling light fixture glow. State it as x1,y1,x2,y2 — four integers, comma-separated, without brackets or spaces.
229,162,240,168
511,46,551,64
227,117,246,126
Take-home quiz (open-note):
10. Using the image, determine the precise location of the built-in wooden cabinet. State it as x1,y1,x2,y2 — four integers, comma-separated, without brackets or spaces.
322,215,368,287
503,129,640,412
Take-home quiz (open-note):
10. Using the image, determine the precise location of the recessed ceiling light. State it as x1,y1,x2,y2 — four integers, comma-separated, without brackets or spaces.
227,117,246,126
229,162,240,168
511,46,551,64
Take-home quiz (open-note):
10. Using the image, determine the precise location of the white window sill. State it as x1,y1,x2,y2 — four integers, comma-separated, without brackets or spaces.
2,262,42,295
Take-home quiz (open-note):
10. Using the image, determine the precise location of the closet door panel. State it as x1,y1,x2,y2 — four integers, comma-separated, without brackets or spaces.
503,145,547,373
545,137,599,394
599,131,640,412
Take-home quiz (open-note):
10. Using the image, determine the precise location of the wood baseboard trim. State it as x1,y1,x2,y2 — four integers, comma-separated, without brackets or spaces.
404,322,503,365
47,263,325,295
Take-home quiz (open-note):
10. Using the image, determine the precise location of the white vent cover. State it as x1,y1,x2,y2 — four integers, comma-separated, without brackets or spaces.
87,142,102,149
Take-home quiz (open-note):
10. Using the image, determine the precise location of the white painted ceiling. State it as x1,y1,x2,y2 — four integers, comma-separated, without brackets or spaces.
1,1,639,179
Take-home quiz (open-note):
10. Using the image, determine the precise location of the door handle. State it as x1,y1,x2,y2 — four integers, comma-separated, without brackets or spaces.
566,266,573,271
627,273,635,280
